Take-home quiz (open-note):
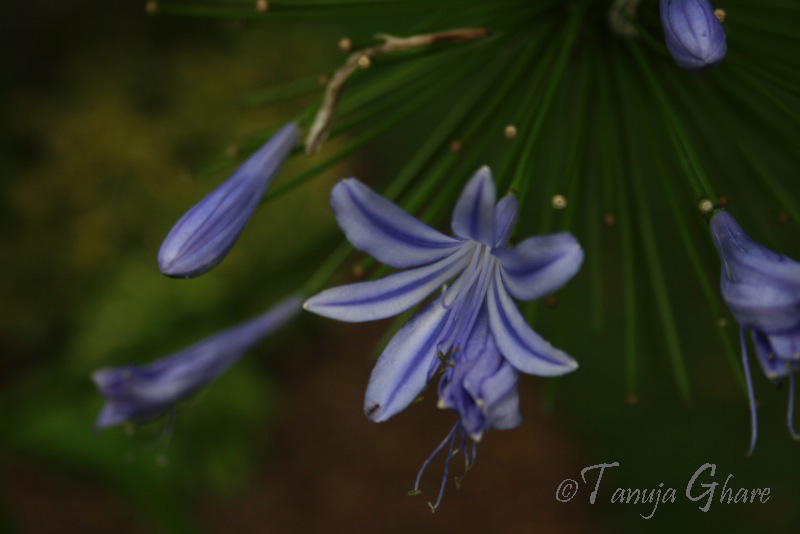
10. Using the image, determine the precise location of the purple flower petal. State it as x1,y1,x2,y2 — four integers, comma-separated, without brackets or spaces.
452,166,496,246
764,331,800,362
496,232,584,301
437,309,521,440
487,270,578,375
710,211,800,333
364,297,451,422
477,364,521,431
751,330,800,380
661,0,727,70
711,211,800,285
158,123,299,278
331,179,462,268
462,330,521,435
711,211,800,452
493,194,518,248
92,296,302,428
303,246,470,322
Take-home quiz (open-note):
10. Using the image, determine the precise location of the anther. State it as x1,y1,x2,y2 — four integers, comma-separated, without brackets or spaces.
551,194,567,210
698,199,714,214
256,0,268,12
504,124,517,139
714,8,726,23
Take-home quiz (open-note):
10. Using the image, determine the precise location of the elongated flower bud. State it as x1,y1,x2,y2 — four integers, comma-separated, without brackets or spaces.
92,296,302,429
710,211,800,347
710,210,800,455
660,0,727,70
158,122,300,278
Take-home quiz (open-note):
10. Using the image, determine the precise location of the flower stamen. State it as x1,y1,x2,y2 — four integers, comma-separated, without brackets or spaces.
741,327,759,457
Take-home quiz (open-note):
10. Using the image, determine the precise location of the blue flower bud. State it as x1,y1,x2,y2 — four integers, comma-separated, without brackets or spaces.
660,0,727,70
710,210,800,454
92,296,302,429
158,122,300,278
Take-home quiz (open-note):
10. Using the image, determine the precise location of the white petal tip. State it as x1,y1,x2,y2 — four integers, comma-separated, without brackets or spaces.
560,359,579,374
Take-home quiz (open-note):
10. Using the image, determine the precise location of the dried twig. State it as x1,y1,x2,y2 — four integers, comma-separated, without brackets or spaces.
304,28,490,154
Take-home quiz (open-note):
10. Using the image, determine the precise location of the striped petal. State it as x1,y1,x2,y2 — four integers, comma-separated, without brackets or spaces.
711,211,800,287
92,296,302,428
452,166,496,245
477,362,521,432
437,309,522,440
331,179,462,268
752,330,800,380
364,297,451,422
487,269,578,376
496,232,584,301
711,211,800,333
303,246,469,322
493,194,518,248
765,330,800,361
661,0,727,70
462,319,521,435
158,123,299,278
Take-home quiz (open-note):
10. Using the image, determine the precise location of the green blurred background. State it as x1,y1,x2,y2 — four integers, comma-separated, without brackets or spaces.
2,1,799,532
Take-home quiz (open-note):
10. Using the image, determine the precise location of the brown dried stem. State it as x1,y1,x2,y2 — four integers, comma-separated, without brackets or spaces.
304,28,490,154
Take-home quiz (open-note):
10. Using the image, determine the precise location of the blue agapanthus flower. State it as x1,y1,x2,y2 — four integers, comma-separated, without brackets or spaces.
158,122,300,278
92,296,302,429
710,210,800,455
660,0,727,70
304,167,583,508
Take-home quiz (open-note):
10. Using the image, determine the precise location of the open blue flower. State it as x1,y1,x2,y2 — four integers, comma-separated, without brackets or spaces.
158,122,300,278
305,166,583,508
660,0,727,70
710,210,800,455
92,296,302,429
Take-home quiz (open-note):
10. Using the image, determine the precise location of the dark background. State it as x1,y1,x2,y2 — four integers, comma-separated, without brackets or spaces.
2,1,798,532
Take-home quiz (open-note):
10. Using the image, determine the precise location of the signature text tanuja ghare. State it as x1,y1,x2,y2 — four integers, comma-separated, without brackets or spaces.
555,462,770,519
